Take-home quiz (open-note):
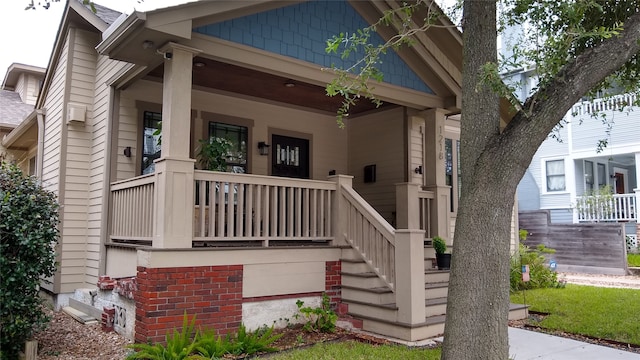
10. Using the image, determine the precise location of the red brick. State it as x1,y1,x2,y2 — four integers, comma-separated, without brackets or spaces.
167,297,186,304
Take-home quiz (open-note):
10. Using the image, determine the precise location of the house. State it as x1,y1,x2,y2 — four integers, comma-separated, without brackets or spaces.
3,0,525,343
511,68,639,250
0,63,45,171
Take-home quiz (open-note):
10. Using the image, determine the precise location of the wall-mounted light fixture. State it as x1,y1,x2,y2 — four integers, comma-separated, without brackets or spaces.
258,141,270,156
142,40,154,49
414,165,423,174
123,146,132,158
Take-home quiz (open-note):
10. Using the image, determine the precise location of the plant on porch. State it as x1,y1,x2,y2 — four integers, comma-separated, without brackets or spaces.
432,236,451,270
574,185,615,222
196,137,233,171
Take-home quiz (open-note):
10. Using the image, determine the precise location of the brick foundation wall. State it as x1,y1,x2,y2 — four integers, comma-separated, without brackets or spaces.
325,261,341,309
135,265,243,344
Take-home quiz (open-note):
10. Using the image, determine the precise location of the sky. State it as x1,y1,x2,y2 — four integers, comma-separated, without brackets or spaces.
0,0,187,83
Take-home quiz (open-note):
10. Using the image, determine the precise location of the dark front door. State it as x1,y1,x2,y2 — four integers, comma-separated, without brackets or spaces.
271,134,309,179
614,173,625,194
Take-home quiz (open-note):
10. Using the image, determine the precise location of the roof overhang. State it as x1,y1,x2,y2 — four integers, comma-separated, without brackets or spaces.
96,1,291,67
2,63,46,90
1,111,37,150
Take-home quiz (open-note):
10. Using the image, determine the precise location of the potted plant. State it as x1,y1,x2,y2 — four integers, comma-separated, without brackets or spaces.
197,137,233,171
432,236,451,270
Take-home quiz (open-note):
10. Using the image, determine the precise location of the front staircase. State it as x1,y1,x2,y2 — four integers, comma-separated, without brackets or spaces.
340,244,528,341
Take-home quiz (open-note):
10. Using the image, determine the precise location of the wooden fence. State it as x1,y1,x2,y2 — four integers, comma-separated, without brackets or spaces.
519,210,627,275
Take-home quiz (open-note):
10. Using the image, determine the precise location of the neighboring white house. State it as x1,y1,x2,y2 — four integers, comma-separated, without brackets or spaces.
508,69,639,248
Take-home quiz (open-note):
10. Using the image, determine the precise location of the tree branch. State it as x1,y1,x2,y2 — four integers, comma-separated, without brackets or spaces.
502,10,640,167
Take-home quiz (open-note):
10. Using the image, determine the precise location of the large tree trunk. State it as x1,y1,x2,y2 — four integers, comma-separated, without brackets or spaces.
441,1,518,359
441,3,640,359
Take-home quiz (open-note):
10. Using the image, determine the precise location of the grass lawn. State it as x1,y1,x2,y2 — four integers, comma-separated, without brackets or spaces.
628,253,640,267
267,340,441,359
510,284,640,345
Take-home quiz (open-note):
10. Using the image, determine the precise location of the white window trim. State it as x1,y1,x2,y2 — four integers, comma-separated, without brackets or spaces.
542,157,568,194
583,159,594,193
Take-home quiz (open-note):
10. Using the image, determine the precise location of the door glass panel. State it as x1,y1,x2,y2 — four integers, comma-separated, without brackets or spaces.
272,135,309,179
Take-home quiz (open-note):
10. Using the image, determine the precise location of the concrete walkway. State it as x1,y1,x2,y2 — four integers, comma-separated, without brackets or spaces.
560,272,640,289
509,327,639,359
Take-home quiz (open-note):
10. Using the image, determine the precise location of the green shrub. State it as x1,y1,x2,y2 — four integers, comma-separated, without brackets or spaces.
432,236,447,255
296,293,338,333
126,313,199,360
628,254,640,267
0,164,59,359
127,313,282,359
510,241,560,292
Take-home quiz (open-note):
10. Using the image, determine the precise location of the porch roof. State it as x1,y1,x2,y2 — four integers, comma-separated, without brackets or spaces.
96,0,464,114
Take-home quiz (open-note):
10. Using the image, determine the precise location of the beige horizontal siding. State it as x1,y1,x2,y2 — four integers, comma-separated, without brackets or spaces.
116,80,349,181
410,116,424,185
41,33,69,194
348,107,405,225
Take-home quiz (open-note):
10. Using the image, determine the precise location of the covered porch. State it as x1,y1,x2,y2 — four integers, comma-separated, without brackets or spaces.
99,41,460,342
89,0,512,343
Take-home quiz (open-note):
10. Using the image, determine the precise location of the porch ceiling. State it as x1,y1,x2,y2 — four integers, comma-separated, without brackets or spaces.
146,57,395,115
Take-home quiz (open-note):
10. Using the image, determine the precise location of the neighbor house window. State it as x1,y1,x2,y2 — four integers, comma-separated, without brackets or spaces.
445,138,461,212
597,163,607,188
584,160,594,192
141,111,162,175
546,159,565,192
208,122,247,173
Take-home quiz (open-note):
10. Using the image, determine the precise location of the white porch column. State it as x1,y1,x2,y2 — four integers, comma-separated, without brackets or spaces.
422,109,451,241
153,43,201,249
634,152,640,228
395,229,426,324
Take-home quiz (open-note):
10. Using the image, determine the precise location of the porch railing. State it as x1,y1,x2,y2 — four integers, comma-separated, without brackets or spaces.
572,92,638,116
110,174,155,243
341,185,396,290
576,193,637,222
193,171,335,246
418,189,435,238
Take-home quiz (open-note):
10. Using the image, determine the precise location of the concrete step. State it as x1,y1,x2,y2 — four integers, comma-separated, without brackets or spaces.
425,297,447,317
425,258,437,270
341,247,363,261
62,306,98,325
342,271,389,288
509,303,529,320
425,281,448,299
345,300,398,323
68,298,101,320
360,314,446,342
341,285,395,305
356,304,527,342
425,269,449,283
423,246,436,259
341,259,371,274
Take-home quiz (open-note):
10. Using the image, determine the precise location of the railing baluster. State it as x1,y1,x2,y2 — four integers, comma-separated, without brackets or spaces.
227,182,235,237
245,185,253,237
217,182,225,237
295,187,302,237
